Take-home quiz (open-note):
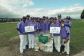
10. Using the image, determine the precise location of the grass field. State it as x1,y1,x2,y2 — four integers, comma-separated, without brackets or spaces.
0,20,84,56
70,19,84,55
0,22,18,47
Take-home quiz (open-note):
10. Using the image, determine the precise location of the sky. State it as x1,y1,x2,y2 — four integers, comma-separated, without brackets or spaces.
0,0,84,18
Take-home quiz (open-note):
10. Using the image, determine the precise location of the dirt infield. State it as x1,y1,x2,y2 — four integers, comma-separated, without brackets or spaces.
0,36,65,56
0,36,83,56
73,51,84,56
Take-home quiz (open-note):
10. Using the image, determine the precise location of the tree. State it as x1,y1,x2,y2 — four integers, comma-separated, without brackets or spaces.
58,14,62,19
81,10,84,19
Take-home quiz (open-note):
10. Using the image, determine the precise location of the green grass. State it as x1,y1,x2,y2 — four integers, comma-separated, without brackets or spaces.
0,20,84,55
70,19,84,55
0,22,18,47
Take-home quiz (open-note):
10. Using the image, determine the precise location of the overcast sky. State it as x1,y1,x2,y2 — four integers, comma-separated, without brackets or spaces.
0,0,84,18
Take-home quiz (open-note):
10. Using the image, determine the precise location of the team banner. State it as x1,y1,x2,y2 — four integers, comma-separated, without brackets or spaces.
50,27,61,34
25,26,34,32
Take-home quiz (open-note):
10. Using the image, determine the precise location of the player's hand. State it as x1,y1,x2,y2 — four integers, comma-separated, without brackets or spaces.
64,39,69,43
16,28,19,31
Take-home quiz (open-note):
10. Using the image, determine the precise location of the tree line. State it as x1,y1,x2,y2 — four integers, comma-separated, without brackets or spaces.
81,9,84,19
0,10,84,22
0,18,20,22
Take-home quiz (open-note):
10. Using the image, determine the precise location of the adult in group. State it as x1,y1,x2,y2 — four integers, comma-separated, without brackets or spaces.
40,16,50,35
26,17,37,49
16,16,27,54
25,15,31,49
50,18,61,55
60,20,70,56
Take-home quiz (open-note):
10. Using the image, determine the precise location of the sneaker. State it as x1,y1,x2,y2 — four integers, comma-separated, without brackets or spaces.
19,53,24,56
35,48,39,51
57,52,61,56
66,54,70,56
26,45,28,49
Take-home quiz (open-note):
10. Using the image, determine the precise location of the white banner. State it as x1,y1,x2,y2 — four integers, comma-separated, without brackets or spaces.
50,27,61,34
25,26,34,32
